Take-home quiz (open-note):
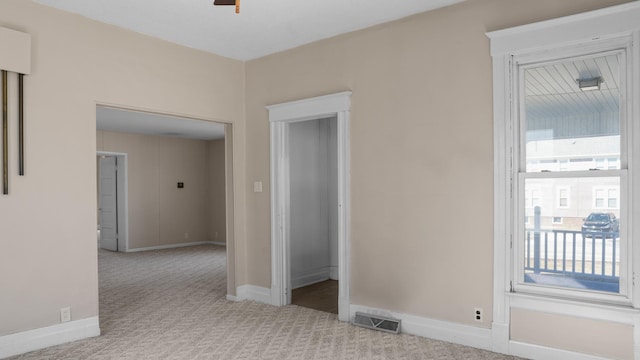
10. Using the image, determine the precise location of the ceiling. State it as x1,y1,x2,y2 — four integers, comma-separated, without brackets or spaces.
97,107,225,141
525,53,621,141
525,53,620,119
33,0,464,61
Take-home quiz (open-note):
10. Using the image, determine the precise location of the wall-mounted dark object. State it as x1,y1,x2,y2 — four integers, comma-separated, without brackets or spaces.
213,0,240,13
177,182,184,189
2,70,7,194
1,27,32,195
18,73,24,176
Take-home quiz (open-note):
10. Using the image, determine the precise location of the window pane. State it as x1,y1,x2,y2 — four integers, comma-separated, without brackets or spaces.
523,177,620,293
524,54,620,172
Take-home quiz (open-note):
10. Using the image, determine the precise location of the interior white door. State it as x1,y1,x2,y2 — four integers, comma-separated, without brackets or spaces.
98,156,118,251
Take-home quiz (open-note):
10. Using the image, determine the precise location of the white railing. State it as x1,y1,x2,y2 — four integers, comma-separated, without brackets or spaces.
524,228,619,281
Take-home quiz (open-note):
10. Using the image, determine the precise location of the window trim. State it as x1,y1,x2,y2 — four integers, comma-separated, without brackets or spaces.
487,2,640,355
513,36,628,301
593,185,620,210
556,186,570,209
515,42,632,302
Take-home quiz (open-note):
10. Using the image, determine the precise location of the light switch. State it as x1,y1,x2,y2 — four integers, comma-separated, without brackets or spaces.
253,181,263,193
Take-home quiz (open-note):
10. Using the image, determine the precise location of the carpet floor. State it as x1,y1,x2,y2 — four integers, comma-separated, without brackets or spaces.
10,245,522,359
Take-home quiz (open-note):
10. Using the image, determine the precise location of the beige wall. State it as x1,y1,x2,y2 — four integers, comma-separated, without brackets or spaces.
0,0,244,336
511,309,633,359
96,131,226,249
243,0,632,354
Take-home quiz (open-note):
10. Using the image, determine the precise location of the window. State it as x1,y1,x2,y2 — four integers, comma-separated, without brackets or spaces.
594,186,619,209
525,188,540,208
518,49,627,298
489,2,640,352
557,187,569,208
559,159,569,171
608,157,620,170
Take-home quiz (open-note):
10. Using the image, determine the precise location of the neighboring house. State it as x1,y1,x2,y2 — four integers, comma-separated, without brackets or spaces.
525,136,621,230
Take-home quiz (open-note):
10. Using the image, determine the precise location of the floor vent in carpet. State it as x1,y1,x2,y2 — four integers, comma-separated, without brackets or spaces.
352,312,401,334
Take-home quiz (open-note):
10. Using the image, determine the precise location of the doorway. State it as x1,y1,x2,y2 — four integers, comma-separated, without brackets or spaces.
97,152,128,252
95,105,236,297
268,91,351,321
288,117,339,314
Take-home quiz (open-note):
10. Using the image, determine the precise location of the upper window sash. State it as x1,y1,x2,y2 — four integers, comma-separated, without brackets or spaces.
514,46,629,175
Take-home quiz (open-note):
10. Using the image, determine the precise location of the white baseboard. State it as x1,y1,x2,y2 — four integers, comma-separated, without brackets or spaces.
491,321,509,354
234,285,272,305
338,296,350,322
0,317,100,359
209,241,226,247
126,241,220,252
329,265,339,280
349,304,614,359
350,304,492,351
291,268,331,289
226,294,239,302
509,341,610,360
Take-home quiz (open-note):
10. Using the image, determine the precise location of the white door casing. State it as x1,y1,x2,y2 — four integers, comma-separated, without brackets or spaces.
98,156,118,251
267,91,352,322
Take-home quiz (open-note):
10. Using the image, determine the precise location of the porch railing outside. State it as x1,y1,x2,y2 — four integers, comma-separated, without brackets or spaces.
524,229,619,280
524,207,620,288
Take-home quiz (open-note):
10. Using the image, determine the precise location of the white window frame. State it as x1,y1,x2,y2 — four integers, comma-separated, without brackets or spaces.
556,187,570,209
487,3,640,355
594,185,620,210
551,216,563,225
514,45,630,304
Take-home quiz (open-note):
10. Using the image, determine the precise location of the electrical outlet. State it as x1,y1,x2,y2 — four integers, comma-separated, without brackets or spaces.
214,232,218,239
60,307,71,323
474,308,483,322
184,232,189,239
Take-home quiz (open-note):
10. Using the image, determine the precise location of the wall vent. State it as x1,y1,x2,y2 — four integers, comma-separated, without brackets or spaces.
352,312,401,334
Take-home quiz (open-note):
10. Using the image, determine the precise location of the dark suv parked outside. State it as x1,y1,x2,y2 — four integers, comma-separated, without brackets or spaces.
582,212,619,235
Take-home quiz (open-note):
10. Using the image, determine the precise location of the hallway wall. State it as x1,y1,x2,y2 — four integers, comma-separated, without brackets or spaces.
97,131,226,250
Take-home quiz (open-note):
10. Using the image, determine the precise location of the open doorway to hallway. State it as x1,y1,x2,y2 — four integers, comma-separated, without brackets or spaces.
95,104,236,325
289,116,339,314
95,105,230,253
269,91,351,321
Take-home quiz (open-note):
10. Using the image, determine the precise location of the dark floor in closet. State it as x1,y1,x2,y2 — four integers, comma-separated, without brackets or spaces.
291,279,338,314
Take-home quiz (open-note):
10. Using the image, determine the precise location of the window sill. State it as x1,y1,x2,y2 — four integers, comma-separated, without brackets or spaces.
507,292,638,325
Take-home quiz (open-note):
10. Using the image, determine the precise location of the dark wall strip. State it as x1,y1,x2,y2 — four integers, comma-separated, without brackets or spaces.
2,70,8,194
18,73,24,176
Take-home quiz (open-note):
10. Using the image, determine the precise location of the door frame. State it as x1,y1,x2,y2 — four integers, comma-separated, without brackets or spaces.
97,151,129,252
267,91,352,321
